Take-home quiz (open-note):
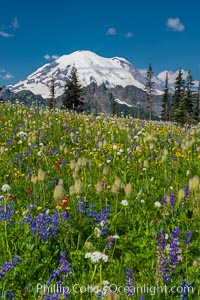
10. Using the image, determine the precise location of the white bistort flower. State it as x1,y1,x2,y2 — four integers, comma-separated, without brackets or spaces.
121,199,129,206
1,184,11,192
85,253,92,259
154,201,161,208
85,251,108,263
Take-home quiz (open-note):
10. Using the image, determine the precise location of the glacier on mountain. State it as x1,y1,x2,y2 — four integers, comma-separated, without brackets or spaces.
10,50,164,98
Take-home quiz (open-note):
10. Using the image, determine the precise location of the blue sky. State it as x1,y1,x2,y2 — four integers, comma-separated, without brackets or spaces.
1,0,200,86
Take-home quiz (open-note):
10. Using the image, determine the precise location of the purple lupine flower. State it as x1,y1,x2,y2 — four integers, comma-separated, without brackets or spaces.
185,230,192,245
45,253,72,299
104,236,114,252
5,289,15,299
0,289,15,300
140,293,145,300
0,256,21,280
47,252,72,285
21,210,68,239
184,184,190,200
125,268,134,297
76,198,87,214
157,230,170,284
0,202,15,224
180,278,191,300
157,230,166,251
94,205,110,236
170,194,176,208
97,290,103,299
44,293,59,300
162,196,167,207
169,227,180,271
86,205,96,218
161,256,170,284
76,201,110,236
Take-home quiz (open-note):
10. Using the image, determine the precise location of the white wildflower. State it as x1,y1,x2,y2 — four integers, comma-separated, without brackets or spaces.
85,251,108,263
85,252,92,259
141,199,145,204
37,151,42,156
112,235,120,239
154,201,161,208
1,184,11,192
16,131,27,138
121,199,129,206
100,220,106,227
94,227,102,237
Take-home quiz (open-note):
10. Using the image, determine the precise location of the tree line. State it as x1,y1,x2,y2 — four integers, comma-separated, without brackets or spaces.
145,64,200,124
1,64,199,124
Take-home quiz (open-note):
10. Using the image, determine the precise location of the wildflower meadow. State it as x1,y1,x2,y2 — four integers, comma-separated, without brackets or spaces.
0,103,199,299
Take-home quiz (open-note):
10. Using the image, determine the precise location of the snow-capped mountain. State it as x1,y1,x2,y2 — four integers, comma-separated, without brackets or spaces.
10,50,164,99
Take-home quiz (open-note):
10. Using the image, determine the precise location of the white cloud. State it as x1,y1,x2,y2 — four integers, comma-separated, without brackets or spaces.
0,31,13,38
44,54,50,60
3,73,14,79
166,18,185,32
106,27,117,35
0,18,20,38
44,54,59,60
11,17,20,29
0,69,14,80
51,55,59,60
125,32,133,38
158,70,187,84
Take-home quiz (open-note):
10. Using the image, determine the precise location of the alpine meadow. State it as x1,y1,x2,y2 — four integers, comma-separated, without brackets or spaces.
0,101,200,299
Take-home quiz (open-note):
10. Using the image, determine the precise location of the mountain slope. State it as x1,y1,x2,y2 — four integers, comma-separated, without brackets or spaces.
10,50,163,98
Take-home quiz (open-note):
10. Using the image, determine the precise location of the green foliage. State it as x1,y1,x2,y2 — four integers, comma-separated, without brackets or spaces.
62,66,84,112
172,70,198,125
145,64,155,120
193,81,200,122
49,77,56,110
0,103,200,299
172,70,185,122
161,73,171,121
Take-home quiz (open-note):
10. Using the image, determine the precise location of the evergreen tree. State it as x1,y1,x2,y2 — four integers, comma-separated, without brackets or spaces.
184,70,195,122
62,66,84,112
172,69,185,122
174,70,195,124
193,81,200,122
110,93,118,116
49,77,56,110
161,73,171,121
0,85,4,103
145,64,155,120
